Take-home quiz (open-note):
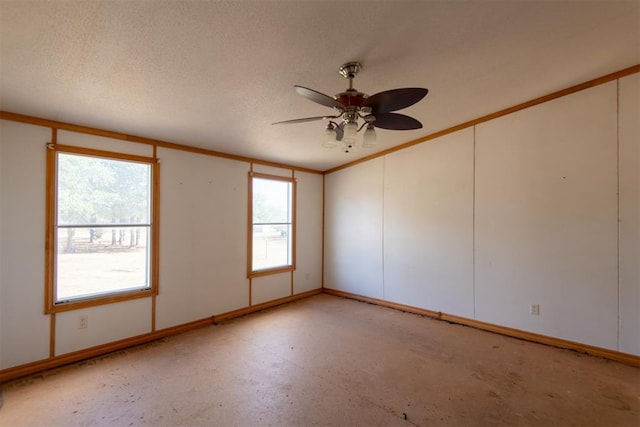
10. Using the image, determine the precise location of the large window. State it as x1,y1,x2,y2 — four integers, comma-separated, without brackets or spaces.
46,146,158,312
248,173,295,277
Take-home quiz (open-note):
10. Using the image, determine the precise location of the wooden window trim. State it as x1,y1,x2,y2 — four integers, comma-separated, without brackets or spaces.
247,172,296,278
45,144,159,314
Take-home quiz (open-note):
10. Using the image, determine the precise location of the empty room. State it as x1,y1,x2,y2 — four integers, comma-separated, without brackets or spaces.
0,1,638,426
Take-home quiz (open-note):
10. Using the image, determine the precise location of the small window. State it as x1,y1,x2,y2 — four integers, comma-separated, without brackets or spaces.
248,173,295,277
46,146,158,312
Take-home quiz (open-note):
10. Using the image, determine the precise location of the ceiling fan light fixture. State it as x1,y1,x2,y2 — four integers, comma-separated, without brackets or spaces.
363,123,377,148
323,123,338,148
343,121,358,145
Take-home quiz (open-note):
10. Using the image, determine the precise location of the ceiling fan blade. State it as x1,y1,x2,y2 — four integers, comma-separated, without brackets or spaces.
369,112,423,130
272,114,340,125
295,86,345,110
363,88,428,113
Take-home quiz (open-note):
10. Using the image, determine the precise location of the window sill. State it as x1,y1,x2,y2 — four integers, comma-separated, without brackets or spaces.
248,265,294,279
46,288,157,314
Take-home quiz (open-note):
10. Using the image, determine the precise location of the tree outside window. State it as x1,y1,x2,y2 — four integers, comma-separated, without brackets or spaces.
47,147,157,311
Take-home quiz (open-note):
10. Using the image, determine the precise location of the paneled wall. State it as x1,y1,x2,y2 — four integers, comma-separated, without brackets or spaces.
0,122,323,370
384,128,474,318
325,158,384,299
0,121,51,368
324,74,639,355
618,74,640,355
475,82,618,348
156,148,249,329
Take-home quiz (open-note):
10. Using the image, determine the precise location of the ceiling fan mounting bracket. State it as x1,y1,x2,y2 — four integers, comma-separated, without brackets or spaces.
339,62,362,80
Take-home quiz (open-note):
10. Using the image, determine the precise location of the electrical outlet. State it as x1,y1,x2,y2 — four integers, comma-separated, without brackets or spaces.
78,315,88,329
529,304,540,316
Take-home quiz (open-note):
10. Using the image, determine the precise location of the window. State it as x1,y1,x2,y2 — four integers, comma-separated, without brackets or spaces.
248,173,295,277
46,146,158,312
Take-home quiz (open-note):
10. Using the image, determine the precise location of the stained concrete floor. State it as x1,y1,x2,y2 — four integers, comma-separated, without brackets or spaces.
1,294,638,426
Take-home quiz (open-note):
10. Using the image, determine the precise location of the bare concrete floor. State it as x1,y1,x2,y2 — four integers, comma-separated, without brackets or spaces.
1,294,638,426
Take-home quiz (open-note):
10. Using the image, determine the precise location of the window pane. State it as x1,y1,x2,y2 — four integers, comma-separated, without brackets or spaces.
252,178,291,224
250,176,293,273
252,224,290,270
56,226,150,301
57,153,151,225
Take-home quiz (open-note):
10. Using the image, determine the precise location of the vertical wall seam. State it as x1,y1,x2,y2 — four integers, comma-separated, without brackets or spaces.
248,163,253,304
381,156,386,300
48,127,57,355
616,78,621,352
472,125,477,319
152,144,157,333
321,173,325,289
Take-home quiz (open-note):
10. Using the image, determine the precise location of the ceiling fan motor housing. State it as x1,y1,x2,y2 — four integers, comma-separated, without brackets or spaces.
335,89,368,108
336,62,369,110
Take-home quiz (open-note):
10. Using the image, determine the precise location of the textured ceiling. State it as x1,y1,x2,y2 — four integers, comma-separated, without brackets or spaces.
1,1,639,171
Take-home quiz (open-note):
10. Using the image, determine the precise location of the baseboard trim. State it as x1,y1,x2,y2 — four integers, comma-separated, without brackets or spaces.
213,288,322,323
322,288,640,367
0,317,213,383
0,288,322,383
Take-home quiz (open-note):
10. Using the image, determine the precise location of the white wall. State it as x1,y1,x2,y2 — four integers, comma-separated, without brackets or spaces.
156,148,250,329
324,158,384,299
251,272,291,305
293,171,323,294
56,298,152,355
58,130,153,156
384,128,474,317
475,82,618,349
324,77,639,354
619,73,640,355
0,122,324,370
0,121,51,368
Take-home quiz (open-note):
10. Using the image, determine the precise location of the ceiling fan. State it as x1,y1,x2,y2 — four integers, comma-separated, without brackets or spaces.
273,62,428,152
